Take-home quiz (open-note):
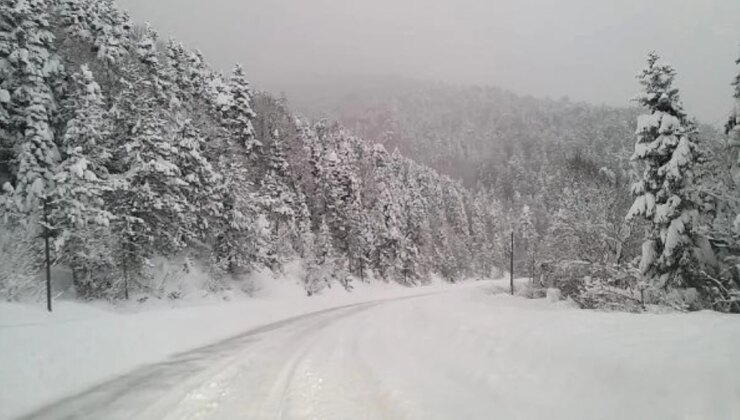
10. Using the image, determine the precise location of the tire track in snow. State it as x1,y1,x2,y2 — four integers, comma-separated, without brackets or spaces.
18,293,440,420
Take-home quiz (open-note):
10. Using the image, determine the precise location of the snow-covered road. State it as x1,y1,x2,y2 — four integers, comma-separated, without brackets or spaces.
17,283,740,420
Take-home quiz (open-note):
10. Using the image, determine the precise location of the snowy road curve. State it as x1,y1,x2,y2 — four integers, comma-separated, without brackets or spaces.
19,284,740,420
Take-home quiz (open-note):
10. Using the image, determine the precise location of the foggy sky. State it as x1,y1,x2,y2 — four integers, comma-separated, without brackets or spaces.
118,0,740,124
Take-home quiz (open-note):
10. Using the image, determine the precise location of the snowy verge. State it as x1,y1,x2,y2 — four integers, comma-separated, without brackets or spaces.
0,272,484,420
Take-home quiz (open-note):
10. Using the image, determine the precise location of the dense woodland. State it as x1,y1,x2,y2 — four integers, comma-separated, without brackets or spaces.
297,65,740,310
1,0,739,311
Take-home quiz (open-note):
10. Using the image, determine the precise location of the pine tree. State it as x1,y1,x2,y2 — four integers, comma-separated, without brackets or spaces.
727,49,740,210
1,0,63,211
726,51,740,148
173,118,223,242
107,33,197,296
52,65,114,294
58,0,92,42
398,234,419,285
210,64,269,279
627,52,703,290
259,129,298,261
518,204,539,283
0,0,65,311
349,208,374,281
469,190,490,276
87,0,131,65
227,64,261,155
304,218,335,295
372,169,402,280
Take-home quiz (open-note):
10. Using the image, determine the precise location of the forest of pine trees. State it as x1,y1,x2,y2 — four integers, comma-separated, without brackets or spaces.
0,0,503,302
0,0,738,312
288,54,740,311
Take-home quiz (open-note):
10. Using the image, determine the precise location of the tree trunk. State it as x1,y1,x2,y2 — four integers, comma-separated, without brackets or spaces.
122,245,130,300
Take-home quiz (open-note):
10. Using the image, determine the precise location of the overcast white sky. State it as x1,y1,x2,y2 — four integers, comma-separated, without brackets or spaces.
118,0,740,123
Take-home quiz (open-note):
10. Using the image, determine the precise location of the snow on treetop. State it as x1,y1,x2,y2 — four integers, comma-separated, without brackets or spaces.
636,112,661,134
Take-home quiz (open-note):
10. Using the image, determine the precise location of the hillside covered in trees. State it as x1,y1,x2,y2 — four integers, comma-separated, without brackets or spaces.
0,0,506,303
1,0,739,312
290,62,740,311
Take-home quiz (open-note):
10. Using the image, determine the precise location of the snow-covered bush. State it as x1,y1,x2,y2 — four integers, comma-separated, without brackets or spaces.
546,288,562,302
576,274,644,312
515,283,546,299
542,260,645,311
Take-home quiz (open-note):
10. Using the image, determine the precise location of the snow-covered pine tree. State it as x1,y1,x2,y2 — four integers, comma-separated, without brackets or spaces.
209,64,269,280
57,0,93,42
398,234,420,285
293,191,314,259
372,163,403,280
712,49,740,310
518,204,539,283
86,0,131,65
52,65,115,295
227,64,261,155
627,52,704,291
163,40,193,106
469,189,490,277
727,49,740,205
259,129,298,262
348,205,374,281
173,118,223,243
442,181,472,278
401,174,429,279
1,0,64,211
0,0,65,310
304,217,335,295
106,30,199,297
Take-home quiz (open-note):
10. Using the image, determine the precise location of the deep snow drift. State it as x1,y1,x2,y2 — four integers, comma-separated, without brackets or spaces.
2,278,740,420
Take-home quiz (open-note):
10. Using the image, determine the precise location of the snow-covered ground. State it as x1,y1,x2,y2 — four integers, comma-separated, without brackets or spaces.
0,273,470,420
3,278,740,420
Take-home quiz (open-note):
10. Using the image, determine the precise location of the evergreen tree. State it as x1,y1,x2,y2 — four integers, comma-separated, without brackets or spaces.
0,0,65,310
210,64,269,279
259,129,298,261
226,64,261,155
1,0,63,211
626,52,703,290
303,218,335,295
52,65,114,293
727,49,740,201
88,0,131,65
173,118,223,242
518,204,539,282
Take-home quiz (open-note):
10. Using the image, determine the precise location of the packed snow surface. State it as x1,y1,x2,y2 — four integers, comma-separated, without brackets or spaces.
3,279,740,420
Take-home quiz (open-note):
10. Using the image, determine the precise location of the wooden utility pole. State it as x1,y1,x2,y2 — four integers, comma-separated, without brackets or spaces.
43,199,52,312
509,231,514,295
